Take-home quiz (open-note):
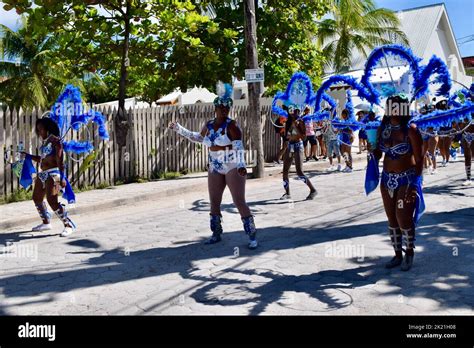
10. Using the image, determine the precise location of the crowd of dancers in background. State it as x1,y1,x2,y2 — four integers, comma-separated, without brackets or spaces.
273,99,474,187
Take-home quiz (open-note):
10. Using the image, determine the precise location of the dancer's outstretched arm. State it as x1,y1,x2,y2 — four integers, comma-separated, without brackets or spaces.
169,121,207,143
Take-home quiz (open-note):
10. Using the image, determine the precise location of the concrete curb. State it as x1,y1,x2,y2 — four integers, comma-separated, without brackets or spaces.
1,154,367,231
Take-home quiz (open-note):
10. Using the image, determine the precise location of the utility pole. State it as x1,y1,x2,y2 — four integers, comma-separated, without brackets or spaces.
243,0,264,178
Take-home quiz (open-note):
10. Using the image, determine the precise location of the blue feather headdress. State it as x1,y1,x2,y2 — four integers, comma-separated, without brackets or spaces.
48,84,109,155
273,45,468,132
361,44,422,103
214,82,233,108
359,45,471,131
413,55,452,99
362,45,452,102
272,72,314,118
313,74,378,112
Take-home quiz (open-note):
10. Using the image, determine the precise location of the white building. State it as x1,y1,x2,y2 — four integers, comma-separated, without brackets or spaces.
94,97,153,109
325,3,473,113
94,87,217,109
156,86,217,106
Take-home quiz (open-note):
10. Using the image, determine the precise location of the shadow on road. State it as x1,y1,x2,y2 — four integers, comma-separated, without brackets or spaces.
0,207,472,315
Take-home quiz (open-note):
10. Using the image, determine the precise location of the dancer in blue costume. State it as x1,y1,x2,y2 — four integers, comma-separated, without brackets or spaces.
23,118,77,236
20,85,109,237
369,95,424,271
169,82,258,249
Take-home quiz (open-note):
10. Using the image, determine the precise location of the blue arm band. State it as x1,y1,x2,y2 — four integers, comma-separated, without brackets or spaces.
232,140,246,168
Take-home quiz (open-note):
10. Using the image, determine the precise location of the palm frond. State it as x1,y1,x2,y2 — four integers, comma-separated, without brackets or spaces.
316,0,409,73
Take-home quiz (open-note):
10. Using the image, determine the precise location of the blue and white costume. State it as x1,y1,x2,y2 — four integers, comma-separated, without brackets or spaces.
172,82,257,250
36,138,61,187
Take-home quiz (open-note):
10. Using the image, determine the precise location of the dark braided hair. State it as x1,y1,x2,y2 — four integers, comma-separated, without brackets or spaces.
35,117,60,137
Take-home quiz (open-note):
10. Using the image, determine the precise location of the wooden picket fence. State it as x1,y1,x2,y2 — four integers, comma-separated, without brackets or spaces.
0,103,280,199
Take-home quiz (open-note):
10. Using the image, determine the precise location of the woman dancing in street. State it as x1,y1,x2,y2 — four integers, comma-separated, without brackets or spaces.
370,95,424,271
169,83,258,249
280,106,317,200
23,117,76,237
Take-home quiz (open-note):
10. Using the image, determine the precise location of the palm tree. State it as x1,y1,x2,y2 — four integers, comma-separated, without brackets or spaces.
317,0,409,73
0,18,69,109
0,19,106,109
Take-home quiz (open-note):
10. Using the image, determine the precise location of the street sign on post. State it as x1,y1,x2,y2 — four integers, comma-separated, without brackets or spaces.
245,68,264,83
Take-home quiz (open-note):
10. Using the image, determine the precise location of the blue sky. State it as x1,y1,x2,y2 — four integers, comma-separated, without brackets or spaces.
1,0,473,56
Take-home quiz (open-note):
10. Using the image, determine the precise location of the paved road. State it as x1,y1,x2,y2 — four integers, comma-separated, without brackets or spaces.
0,158,473,315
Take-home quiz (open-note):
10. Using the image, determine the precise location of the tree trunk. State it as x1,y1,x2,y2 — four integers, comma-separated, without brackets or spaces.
243,0,264,178
115,1,131,178
118,8,130,120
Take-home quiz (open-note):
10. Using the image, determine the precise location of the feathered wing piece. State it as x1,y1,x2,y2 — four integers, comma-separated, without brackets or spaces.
272,72,314,118
51,85,84,137
412,101,474,130
413,55,452,99
321,94,337,110
92,110,109,140
288,72,313,107
62,140,95,154
362,45,450,102
345,90,355,121
314,74,377,112
272,91,288,117
50,84,109,155
43,84,110,204
361,44,422,103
